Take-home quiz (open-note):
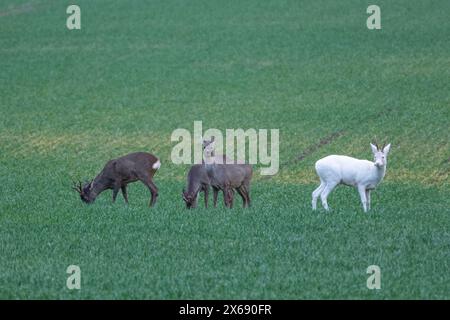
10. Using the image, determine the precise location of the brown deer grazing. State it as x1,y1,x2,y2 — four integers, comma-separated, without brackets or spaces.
73,152,161,206
202,137,253,208
182,164,211,209
182,164,240,209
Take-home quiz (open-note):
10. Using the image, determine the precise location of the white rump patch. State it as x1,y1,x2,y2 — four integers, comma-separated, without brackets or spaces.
152,159,161,170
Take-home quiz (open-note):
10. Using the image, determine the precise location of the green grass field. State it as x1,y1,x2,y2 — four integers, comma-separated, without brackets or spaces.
0,0,449,299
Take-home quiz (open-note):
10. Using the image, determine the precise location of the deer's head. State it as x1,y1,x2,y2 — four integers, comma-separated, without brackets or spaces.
182,188,197,209
370,142,391,168
72,180,95,204
202,136,215,155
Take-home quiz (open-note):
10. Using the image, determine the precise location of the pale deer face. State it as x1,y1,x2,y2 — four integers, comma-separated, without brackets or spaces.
202,137,216,158
371,143,391,167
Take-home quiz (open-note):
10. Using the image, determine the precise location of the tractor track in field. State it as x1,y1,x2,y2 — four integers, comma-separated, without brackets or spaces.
290,106,394,164
262,106,395,179
295,130,345,162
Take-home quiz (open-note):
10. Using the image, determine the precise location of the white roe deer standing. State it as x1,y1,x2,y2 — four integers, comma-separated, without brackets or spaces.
312,143,391,212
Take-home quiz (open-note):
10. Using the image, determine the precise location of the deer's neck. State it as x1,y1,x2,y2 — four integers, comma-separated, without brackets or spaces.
204,150,216,165
372,163,387,185
187,177,202,197
90,175,110,199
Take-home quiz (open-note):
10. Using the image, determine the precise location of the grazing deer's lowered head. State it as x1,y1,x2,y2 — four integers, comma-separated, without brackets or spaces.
182,164,211,209
182,188,198,209
72,180,95,204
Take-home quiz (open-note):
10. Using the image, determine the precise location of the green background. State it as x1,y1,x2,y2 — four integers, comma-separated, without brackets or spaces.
0,0,449,298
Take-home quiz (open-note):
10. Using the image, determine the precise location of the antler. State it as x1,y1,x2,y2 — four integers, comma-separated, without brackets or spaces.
72,180,83,194
372,139,380,151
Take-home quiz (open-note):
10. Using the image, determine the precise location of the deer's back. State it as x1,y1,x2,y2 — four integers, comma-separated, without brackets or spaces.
105,152,158,178
316,155,374,184
206,163,252,188
116,152,158,165
188,164,210,185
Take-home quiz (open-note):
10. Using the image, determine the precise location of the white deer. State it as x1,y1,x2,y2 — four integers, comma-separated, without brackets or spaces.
312,143,391,212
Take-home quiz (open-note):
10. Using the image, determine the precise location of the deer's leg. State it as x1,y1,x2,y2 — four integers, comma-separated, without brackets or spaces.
223,187,234,209
230,187,236,208
237,186,249,208
112,183,120,203
247,187,251,207
312,181,325,210
192,192,198,209
365,189,371,211
222,189,228,207
121,185,129,204
147,180,159,207
139,175,158,207
213,187,219,208
320,182,337,211
358,185,368,212
227,188,235,209
203,186,209,208
242,183,251,207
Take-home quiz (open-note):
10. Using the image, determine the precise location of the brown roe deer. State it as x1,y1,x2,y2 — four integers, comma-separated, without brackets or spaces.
73,152,161,206
202,137,252,208
182,164,211,209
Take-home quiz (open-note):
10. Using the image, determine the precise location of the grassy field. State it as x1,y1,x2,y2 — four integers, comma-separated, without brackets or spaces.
0,0,449,299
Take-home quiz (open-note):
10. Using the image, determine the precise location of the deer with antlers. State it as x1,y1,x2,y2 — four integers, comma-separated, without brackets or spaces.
73,152,161,206
312,142,391,212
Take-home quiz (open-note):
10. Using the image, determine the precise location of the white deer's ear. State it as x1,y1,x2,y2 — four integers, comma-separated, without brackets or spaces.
370,143,378,154
383,143,391,154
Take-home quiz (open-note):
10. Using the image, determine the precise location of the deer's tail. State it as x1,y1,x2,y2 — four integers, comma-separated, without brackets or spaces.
152,159,161,170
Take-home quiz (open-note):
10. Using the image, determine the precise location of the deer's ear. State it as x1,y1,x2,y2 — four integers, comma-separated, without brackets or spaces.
383,143,391,154
370,143,378,154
